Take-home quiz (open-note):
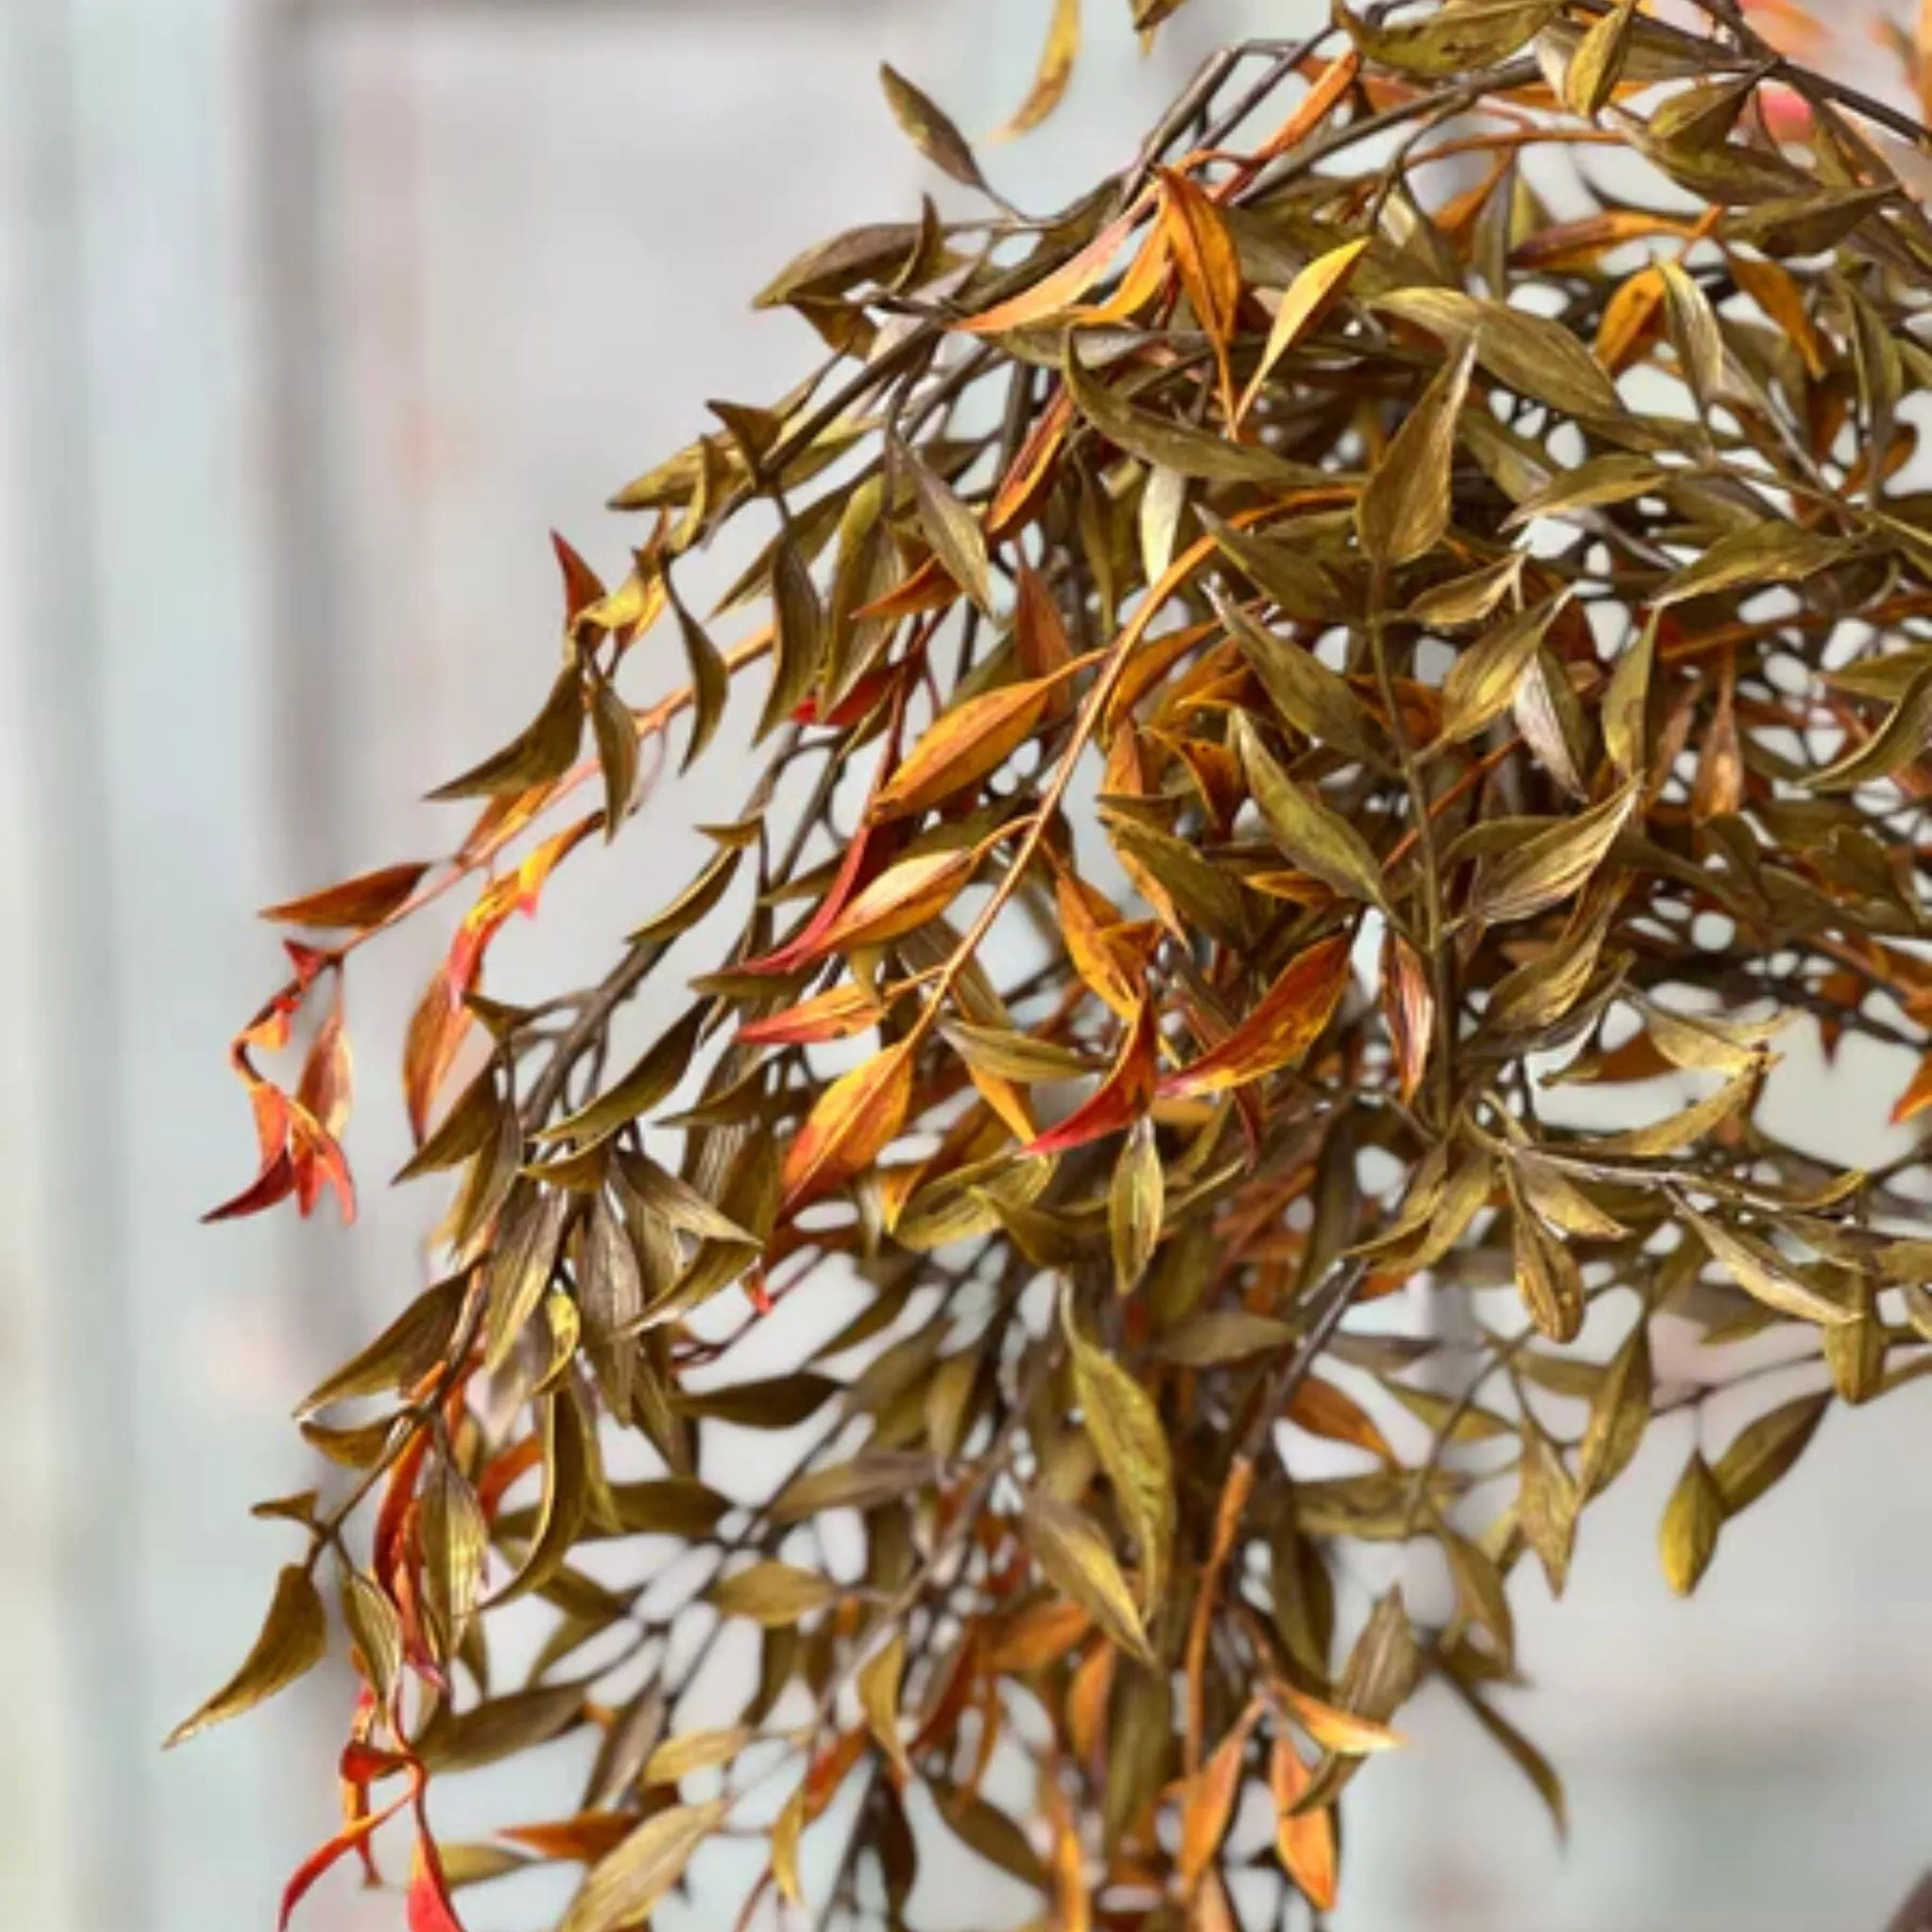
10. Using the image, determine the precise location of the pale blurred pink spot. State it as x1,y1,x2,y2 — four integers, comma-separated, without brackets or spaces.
1760,85,1814,141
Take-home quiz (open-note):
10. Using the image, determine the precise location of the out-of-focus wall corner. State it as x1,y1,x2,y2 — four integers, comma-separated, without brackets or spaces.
2,0,110,1926
2,0,288,1922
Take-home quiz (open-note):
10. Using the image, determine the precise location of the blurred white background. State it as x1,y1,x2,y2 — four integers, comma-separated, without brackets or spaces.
2,2,1929,1929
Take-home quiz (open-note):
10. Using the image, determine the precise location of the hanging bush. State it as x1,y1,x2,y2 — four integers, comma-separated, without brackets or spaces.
185,4,1932,1925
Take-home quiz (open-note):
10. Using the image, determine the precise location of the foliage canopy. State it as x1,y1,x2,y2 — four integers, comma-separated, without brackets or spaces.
190,2,1932,1925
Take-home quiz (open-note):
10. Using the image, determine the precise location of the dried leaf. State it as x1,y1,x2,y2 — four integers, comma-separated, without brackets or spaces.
1179,1705,1260,1887
1682,1203,1857,1326
166,1566,326,1747
1211,583,1379,765
879,63,988,192
1464,783,1636,926
810,848,975,954
709,1561,838,1627
1240,239,1370,421
1659,1451,1724,1595
1377,288,1623,419
1159,167,1241,358
991,0,1080,140
858,1633,910,1778
1270,1735,1339,1911
1025,1000,1157,1155
877,679,1054,817
644,1726,752,1786
1712,1392,1829,1517
1109,1116,1164,1294
559,1800,727,1932
1517,1420,1578,1595
1806,663,1932,794
262,861,430,930
1065,1297,1175,1605
1357,341,1476,567
1655,522,1848,608
1065,341,1314,486
1577,1314,1652,1499
899,440,993,615
430,666,585,801
1438,599,1560,743
1381,929,1435,1104
1343,0,1562,76
1234,713,1389,910
1564,0,1639,117
1020,1490,1153,1663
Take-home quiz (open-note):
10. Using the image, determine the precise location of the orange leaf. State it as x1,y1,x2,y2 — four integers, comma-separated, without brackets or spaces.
1024,1001,1157,1157
807,848,976,955
499,1812,639,1863
1250,52,1361,166
247,1074,292,1167
280,1791,411,1929
551,530,606,625
875,681,1055,819
741,823,898,975
1892,1052,1932,1125
793,664,898,729
1057,872,1145,1019
1067,1640,1115,1769
261,861,431,932
452,813,601,987
803,1726,869,1818
1179,1705,1260,1890
1075,225,1171,325
1236,238,1369,425
1760,82,1813,140
1275,1681,1406,1755
1510,211,1691,274
781,1042,914,1208
406,1836,466,1932
852,554,955,625
738,983,885,1047
1270,1733,1339,1911
1159,933,1353,1098
989,391,1073,540
1287,1374,1396,1461
1724,250,1824,380
1596,267,1665,375
990,0,1081,140
403,963,474,1144
965,1061,1038,1143
1158,167,1241,357
1191,1869,1240,1932
204,1144,297,1224
1013,564,1073,686
958,203,1145,335
288,1098,356,1224
1042,1772,1091,1932
985,1599,1091,1673
297,1005,354,1141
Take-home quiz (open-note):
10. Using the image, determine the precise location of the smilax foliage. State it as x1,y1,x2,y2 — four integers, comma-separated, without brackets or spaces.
189,1,1932,1924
